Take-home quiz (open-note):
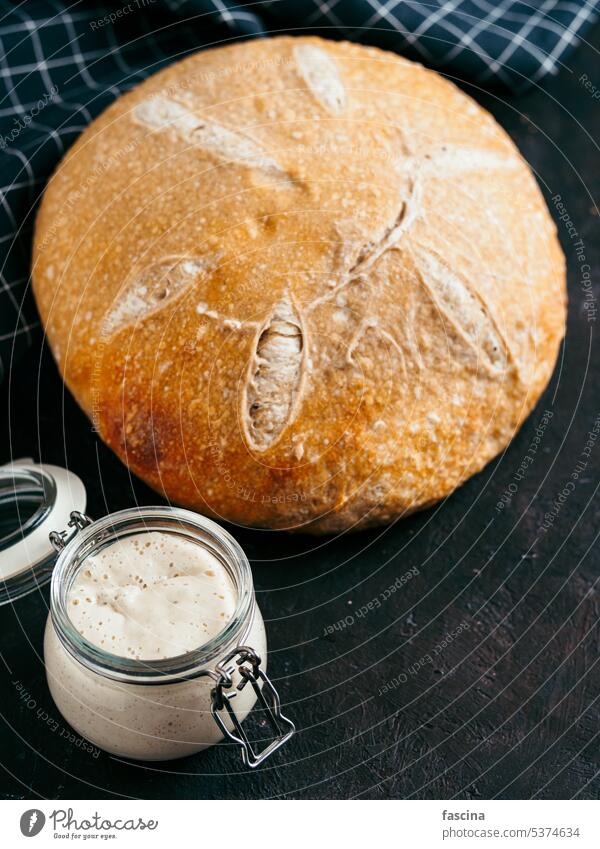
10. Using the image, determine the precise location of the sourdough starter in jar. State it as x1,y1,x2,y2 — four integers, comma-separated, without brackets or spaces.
44,532,266,760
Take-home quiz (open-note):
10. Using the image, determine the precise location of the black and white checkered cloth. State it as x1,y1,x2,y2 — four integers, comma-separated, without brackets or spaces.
1,0,599,381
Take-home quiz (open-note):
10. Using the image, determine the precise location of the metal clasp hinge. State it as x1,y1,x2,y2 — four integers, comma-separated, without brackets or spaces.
210,646,295,769
49,511,93,552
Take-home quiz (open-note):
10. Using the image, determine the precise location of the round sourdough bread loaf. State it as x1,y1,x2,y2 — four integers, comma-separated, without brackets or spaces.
32,36,566,533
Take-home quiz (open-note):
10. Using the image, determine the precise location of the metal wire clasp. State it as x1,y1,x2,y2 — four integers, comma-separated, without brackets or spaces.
49,511,92,552
210,646,295,768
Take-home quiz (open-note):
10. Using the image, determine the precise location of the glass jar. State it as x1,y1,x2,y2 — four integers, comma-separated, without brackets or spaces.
1,462,293,767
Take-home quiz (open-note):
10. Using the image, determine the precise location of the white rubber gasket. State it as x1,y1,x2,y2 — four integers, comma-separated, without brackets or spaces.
0,460,86,585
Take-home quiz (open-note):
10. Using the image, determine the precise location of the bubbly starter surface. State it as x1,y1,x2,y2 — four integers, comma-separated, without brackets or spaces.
67,532,237,659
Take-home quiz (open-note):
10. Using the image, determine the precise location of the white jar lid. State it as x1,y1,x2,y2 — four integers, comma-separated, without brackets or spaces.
0,459,86,604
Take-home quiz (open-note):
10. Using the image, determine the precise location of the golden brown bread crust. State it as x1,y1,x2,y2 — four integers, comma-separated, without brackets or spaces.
32,36,566,533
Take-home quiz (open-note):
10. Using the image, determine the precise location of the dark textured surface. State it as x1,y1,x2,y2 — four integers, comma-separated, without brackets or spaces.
1,28,599,801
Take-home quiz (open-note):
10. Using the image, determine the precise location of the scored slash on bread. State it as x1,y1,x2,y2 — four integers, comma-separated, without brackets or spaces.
133,95,292,184
293,43,348,113
244,295,305,451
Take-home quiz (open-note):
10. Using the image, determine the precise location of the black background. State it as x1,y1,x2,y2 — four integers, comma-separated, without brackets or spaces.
1,26,599,800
